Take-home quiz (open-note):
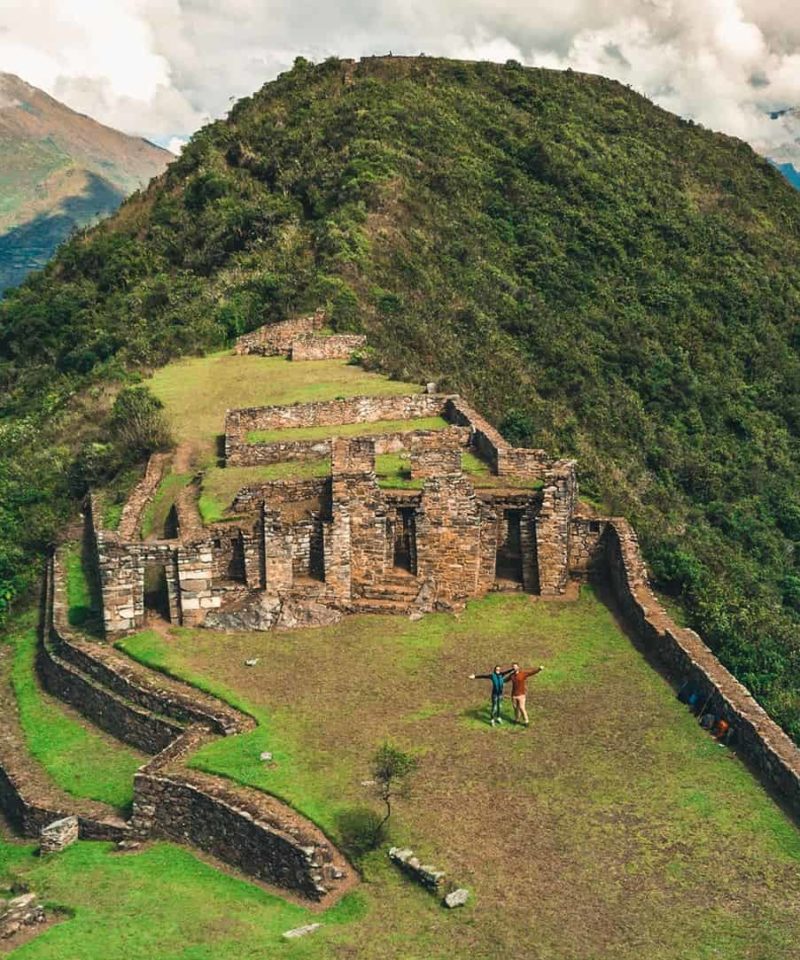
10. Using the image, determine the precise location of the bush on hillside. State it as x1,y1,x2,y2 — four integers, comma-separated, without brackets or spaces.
109,386,173,460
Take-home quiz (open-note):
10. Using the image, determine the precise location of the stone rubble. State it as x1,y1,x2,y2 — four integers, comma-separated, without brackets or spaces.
0,893,46,940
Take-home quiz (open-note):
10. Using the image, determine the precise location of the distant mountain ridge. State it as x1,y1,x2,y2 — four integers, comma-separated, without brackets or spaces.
0,73,170,292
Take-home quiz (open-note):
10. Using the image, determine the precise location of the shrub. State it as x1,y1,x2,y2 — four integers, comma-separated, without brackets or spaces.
109,386,173,460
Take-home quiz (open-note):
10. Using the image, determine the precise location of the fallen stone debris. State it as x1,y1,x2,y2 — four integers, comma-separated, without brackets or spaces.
282,922,321,940
388,846,446,893
0,893,46,940
443,888,470,909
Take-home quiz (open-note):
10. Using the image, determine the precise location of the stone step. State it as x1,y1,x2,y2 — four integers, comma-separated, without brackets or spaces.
361,584,419,600
351,598,411,615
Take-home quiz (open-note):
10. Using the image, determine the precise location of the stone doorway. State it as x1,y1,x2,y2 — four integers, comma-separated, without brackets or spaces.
496,509,524,584
143,562,171,621
393,507,417,574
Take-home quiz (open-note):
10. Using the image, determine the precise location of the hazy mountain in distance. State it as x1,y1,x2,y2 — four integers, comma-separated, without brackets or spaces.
0,72,170,292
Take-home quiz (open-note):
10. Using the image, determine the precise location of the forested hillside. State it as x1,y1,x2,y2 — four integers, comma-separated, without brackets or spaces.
2,55,800,738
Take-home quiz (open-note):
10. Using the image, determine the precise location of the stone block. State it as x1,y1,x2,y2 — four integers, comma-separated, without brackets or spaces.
40,815,79,854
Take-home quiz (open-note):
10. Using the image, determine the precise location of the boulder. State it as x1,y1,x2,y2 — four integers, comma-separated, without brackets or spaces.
443,888,470,909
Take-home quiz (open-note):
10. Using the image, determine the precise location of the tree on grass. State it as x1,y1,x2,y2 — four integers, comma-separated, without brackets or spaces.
371,741,419,844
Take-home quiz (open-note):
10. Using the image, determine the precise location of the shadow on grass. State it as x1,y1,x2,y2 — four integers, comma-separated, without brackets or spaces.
336,807,387,863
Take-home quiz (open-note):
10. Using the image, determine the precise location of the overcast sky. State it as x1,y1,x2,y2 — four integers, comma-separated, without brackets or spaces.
1,0,799,162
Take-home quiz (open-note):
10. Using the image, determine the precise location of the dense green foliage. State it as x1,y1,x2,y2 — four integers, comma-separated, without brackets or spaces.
2,56,800,736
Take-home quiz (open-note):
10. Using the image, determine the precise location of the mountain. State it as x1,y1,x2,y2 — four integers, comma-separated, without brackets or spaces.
0,72,170,292
3,55,800,740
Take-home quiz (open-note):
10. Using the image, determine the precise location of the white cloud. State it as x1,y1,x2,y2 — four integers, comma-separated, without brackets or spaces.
1,0,800,164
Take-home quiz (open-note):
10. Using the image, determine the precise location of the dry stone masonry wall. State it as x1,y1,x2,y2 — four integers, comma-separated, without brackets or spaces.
601,519,800,818
14,549,354,902
232,310,366,361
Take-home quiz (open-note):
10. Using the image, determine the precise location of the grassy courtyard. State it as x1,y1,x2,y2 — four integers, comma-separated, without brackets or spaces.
108,589,800,960
143,353,420,465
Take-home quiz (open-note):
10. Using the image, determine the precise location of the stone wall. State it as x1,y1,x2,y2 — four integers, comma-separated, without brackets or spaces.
569,515,609,579
38,551,353,901
410,429,465,478
134,728,347,901
233,310,325,356
603,518,800,818
535,463,578,595
290,334,367,361
416,474,482,603
232,477,330,514
95,529,220,634
444,397,505,470
225,393,442,466
117,453,169,540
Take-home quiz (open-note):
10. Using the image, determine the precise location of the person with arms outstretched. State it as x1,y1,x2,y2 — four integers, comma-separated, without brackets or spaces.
508,662,544,726
468,665,513,726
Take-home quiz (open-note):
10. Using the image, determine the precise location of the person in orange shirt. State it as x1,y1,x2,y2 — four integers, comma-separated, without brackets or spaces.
508,662,544,726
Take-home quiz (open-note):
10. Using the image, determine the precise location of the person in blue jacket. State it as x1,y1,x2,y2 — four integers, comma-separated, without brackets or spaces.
468,665,514,726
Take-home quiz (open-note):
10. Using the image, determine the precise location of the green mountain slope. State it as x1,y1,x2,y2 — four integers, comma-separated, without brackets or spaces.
0,72,170,291
2,55,800,738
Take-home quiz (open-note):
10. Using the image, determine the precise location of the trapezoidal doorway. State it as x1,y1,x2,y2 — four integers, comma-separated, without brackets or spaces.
496,509,524,585
143,562,171,622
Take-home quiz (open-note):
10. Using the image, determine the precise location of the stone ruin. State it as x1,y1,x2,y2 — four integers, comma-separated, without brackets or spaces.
0,893,46,941
93,384,592,635
233,309,366,361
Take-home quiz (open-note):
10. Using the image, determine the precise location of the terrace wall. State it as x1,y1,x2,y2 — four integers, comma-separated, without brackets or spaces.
290,334,366,360
35,550,352,901
233,310,325,356
225,393,445,466
603,518,800,819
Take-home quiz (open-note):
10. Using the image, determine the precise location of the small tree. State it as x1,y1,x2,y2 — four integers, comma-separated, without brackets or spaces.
371,742,419,843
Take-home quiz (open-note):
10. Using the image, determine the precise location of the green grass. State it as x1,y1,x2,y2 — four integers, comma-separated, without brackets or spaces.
144,354,421,463
63,544,102,636
247,415,449,445
374,450,544,490
199,461,332,519
0,836,369,960
375,452,424,489
140,472,191,539
113,591,800,959
6,618,141,811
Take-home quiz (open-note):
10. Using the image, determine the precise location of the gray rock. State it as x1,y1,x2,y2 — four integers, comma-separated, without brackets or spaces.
444,888,470,909
259,751,273,762
282,923,321,940
244,657,260,667
205,595,342,632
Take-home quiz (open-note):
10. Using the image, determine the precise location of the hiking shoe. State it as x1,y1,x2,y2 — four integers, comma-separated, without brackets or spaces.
496,718,503,724
490,719,496,726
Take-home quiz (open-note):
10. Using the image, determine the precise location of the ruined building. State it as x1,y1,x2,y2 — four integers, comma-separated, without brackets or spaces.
93,316,603,635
